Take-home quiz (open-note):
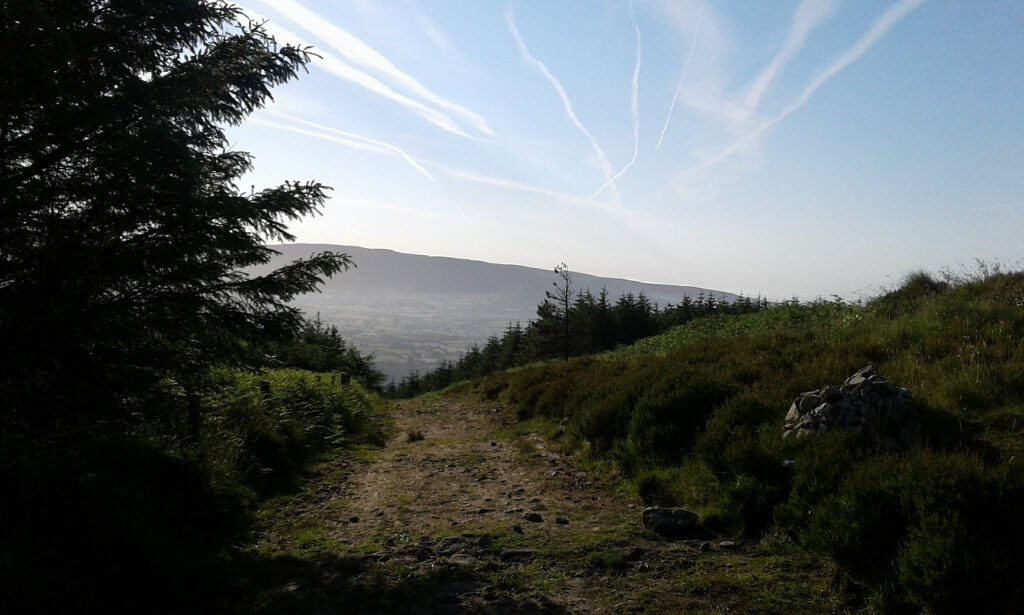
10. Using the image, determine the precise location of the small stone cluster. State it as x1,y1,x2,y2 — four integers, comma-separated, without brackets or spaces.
783,365,922,452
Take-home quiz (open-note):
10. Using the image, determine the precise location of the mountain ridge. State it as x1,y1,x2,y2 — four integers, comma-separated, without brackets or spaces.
257,244,738,379
259,244,736,299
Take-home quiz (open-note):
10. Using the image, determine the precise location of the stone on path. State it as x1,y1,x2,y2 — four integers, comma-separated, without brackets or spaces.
641,507,704,540
447,553,477,566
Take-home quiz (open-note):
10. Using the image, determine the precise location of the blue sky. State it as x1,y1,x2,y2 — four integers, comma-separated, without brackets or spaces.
229,0,1024,299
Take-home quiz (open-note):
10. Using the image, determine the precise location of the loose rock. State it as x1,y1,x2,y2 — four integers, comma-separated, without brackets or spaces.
447,553,477,566
435,536,477,555
641,506,705,540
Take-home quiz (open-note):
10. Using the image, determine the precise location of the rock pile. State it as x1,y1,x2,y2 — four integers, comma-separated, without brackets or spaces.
783,365,922,451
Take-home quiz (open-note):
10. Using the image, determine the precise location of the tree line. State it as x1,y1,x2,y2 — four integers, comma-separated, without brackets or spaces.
388,264,769,397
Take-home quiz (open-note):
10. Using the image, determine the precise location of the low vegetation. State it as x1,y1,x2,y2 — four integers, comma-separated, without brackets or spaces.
477,269,1024,612
1,363,387,612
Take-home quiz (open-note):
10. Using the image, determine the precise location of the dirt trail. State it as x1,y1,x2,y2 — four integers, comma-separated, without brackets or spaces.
247,395,834,614
339,396,635,556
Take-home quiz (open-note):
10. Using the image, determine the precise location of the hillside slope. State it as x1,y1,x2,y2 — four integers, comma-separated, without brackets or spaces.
477,271,1024,613
254,244,736,379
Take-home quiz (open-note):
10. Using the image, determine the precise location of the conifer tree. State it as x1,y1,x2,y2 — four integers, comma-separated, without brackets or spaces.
499,321,525,368
594,287,617,350
545,262,575,360
1,1,350,432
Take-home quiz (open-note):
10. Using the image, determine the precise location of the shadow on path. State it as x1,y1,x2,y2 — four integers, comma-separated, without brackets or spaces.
219,550,569,614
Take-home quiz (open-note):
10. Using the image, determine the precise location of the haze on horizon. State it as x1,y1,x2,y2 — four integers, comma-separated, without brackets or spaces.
229,0,1024,300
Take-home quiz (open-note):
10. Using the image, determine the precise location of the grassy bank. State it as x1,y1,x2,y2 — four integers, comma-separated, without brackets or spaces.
477,271,1024,612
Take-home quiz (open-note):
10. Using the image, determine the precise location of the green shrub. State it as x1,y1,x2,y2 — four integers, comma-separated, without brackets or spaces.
620,375,732,471
728,475,788,537
870,270,949,317
805,452,1024,613
635,468,681,506
201,368,373,497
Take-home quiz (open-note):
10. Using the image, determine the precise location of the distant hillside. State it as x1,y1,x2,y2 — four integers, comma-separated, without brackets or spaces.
256,244,736,379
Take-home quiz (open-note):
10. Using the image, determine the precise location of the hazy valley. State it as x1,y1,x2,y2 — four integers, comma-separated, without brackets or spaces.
257,244,737,379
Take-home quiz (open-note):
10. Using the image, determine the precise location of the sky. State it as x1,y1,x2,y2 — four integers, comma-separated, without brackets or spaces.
228,0,1024,300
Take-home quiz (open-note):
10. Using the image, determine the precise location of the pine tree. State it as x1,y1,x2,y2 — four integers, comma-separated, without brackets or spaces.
572,288,597,354
545,262,575,360
499,321,525,369
595,287,617,350
1,1,350,433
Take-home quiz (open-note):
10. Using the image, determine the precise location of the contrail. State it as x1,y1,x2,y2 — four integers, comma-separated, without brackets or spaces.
742,0,839,113
671,0,927,181
262,0,493,137
505,7,621,203
592,1,643,199
656,0,706,150
258,110,437,183
444,168,623,216
237,3,469,138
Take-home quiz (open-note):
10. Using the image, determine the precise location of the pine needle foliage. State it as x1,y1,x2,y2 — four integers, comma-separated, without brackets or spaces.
0,0,350,433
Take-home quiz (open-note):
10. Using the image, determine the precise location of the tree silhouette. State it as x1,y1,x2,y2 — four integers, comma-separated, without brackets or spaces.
546,262,575,360
0,1,350,434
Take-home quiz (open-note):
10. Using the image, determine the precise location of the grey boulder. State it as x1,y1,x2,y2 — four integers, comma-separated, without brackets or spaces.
641,507,703,539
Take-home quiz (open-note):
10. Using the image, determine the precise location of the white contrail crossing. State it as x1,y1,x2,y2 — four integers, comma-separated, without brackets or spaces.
670,0,927,181
656,0,706,150
237,3,470,138
592,1,643,199
261,110,437,183
505,7,621,203
262,0,493,137
742,0,839,114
